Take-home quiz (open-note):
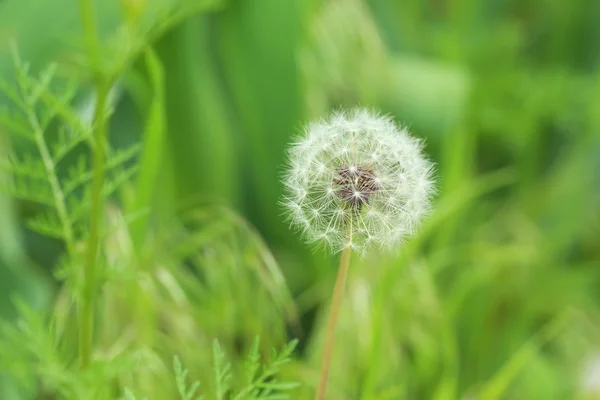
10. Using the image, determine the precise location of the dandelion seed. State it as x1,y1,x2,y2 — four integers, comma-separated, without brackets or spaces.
282,108,435,255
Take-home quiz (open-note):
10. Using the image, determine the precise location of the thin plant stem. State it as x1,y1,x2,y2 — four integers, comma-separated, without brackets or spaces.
315,245,352,400
78,0,109,368
79,0,101,78
79,83,109,368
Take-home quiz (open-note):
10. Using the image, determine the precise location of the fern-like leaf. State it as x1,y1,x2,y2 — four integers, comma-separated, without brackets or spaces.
0,106,34,141
245,336,261,386
124,339,299,400
50,126,90,166
213,340,232,400
1,153,48,181
27,210,66,240
0,47,139,255
0,177,54,207
61,145,140,197
174,356,204,400
234,339,299,400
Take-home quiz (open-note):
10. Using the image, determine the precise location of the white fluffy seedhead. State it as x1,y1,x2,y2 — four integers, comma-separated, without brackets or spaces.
282,108,435,255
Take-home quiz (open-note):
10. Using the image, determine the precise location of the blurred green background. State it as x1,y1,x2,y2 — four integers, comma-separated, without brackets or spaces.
1,0,600,398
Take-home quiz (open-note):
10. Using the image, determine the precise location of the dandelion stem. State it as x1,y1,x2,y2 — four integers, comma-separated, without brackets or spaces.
315,245,352,400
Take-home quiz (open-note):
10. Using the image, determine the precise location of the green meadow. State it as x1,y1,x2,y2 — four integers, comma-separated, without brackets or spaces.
0,0,599,399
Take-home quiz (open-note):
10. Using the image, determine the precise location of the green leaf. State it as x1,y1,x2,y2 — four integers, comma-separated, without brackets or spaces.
213,340,231,400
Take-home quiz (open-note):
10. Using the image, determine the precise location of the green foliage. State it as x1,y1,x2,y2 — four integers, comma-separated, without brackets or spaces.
125,339,298,400
173,355,203,400
233,337,299,400
213,341,232,400
0,0,299,399
1,0,600,399
0,48,139,249
0,299,139,399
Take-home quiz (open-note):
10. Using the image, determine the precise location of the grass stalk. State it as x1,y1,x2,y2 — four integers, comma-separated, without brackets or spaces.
77,0,109,368
79,83,109,368
315,246,352,400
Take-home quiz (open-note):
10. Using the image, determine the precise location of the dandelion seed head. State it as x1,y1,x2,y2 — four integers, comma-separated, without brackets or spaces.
282,108,435,254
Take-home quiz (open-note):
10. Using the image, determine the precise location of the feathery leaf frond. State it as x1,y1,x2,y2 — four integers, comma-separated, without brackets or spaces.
0,48,139,255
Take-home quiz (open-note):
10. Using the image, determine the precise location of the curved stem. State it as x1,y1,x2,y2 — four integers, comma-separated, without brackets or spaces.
315,246,352,400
